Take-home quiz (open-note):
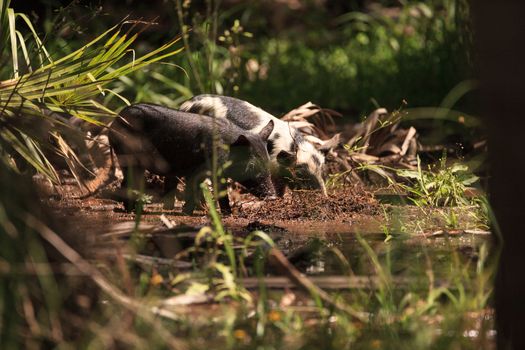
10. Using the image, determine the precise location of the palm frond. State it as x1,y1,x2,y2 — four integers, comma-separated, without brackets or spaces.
0,5,184,184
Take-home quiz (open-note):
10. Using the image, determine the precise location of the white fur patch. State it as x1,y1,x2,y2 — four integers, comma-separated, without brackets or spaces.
180,96,228,119
246,110,322,170
297,140,324,172
244,102,280,132
272,132,293,158
243,102,298,158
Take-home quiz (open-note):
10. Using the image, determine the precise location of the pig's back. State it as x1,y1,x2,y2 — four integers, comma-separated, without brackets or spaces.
115,104,233,175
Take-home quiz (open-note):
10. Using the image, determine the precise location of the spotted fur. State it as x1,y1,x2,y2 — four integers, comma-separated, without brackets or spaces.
180,94,332,195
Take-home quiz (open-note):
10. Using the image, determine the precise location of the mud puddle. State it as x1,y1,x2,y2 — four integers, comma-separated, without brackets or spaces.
44,182,492,285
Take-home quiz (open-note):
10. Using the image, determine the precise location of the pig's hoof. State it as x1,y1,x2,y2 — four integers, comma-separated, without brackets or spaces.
182,204,194,216
220,208,233,216
163,200,175,210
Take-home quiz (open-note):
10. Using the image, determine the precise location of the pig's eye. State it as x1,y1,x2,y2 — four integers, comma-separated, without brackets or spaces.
297,163,308,171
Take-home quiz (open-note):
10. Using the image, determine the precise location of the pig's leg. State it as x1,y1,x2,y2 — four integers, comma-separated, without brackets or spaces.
120,166,145,212
182,175,207,215
182,175,198,215
217,179,232,215
215,152,232,215
272,174,287,197
163,176,179,210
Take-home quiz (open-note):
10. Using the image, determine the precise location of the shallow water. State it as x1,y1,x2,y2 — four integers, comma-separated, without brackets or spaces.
46,193,495,349
245,219,496,350
296,231,492,278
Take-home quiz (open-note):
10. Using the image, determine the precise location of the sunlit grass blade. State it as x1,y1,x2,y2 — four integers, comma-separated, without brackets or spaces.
7,8,17,77
0,127,59,181
15,12,52,65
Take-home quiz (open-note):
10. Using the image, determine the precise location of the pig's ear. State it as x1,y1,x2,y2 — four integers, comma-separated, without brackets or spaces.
232,135,250,147
258,120,274,141
316,133,341,155
276,150,295,166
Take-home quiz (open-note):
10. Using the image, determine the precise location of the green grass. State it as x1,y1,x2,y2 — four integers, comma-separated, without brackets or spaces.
397,154,480,207
238,0,473,114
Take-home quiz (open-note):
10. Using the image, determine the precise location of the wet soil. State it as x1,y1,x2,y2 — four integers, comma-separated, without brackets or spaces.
38,172,381,234
236,185,379,221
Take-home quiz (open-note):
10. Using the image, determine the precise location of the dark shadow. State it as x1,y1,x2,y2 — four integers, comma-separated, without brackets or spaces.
473,2,525,349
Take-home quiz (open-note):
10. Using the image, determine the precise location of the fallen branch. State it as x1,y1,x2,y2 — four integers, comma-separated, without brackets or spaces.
281,103,420,186
242,275,411,290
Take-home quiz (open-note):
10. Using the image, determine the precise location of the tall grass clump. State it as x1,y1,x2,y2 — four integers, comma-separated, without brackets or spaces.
110,0,255,108
397,154,480,207
0,0,185,346
173,0,253,97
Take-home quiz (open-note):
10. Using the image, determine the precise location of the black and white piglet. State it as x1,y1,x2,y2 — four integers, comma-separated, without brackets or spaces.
109,104,276,214
180,94,338,196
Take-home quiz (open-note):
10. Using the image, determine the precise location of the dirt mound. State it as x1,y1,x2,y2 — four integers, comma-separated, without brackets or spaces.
236,185,378,221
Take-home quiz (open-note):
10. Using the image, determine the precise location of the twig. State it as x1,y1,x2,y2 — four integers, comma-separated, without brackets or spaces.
123,254,192,269
267,248,369,322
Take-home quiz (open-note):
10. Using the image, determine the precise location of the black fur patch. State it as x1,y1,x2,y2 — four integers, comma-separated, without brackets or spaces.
311,154,322,167
186,104,203,115
266,139,275,155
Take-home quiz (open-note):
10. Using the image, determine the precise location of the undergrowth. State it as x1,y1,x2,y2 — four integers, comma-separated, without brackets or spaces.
397,154,479,207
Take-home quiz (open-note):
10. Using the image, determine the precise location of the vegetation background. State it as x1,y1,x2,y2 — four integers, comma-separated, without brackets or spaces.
12,0,475,116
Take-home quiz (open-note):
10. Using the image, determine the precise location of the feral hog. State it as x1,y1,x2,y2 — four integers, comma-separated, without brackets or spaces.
180,94,339,196
109,104,276,214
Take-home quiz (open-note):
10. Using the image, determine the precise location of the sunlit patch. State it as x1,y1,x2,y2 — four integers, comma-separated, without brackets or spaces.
150,273,163,286
233,329,248,340
296,140,325,182
268,310,282,322
180,96,228,119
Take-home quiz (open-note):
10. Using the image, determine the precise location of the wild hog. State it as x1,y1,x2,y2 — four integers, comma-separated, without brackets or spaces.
109,104,276,214
179,94,339,196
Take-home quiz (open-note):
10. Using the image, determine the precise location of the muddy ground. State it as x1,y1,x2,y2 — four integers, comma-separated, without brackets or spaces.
38,173,381,230
36,172,489,267
33,172,395,269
